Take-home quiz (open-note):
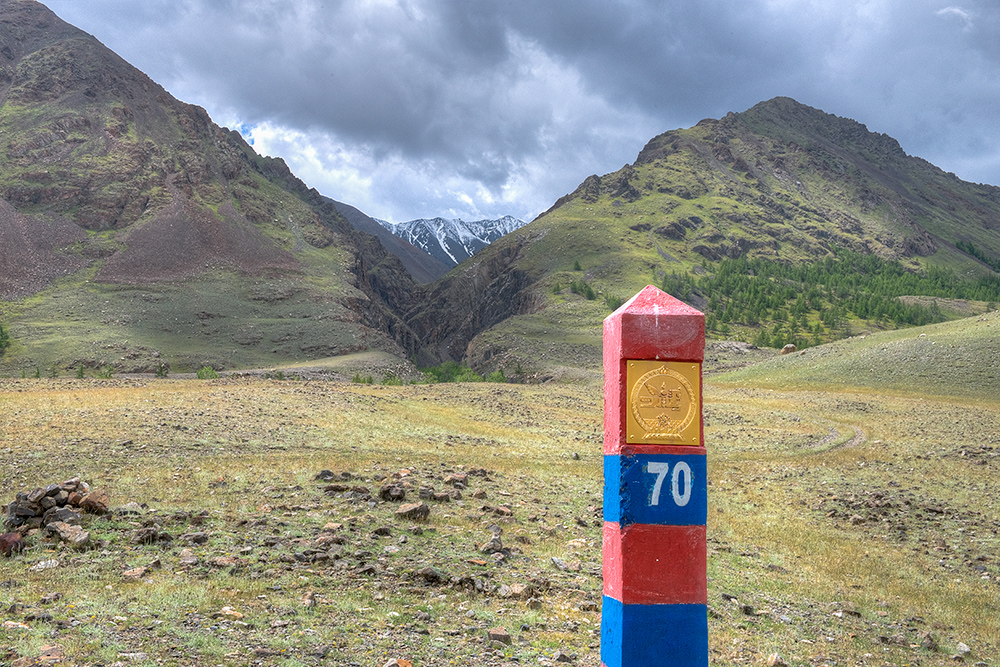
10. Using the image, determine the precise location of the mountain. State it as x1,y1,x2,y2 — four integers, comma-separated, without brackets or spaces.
377,215,526,268
329,199,449,284
404,97,1000,377
1,1,998,381
0,0,421,374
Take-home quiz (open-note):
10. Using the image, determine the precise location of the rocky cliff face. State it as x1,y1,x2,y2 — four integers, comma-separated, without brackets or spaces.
405,233,542,365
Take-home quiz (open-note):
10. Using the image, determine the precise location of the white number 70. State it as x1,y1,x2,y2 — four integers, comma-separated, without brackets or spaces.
646,461,693,507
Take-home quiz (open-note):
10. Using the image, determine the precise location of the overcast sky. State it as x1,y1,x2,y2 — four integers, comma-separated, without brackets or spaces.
45,0,1000,223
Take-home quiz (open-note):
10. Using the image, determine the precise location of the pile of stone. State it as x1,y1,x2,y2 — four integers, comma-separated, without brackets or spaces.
3,477,109,550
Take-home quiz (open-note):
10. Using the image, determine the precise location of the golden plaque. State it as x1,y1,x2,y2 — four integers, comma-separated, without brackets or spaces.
626,360,701,445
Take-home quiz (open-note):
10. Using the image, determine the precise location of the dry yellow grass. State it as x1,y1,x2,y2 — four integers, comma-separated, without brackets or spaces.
1,375,999,666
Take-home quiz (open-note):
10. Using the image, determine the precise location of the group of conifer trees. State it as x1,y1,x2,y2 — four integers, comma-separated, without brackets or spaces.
663,249,1000,350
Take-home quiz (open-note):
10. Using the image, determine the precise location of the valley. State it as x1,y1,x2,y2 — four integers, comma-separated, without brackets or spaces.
2,318,999,666
2,3,1000,664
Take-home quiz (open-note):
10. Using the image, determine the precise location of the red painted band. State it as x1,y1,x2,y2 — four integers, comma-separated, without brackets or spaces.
603,522,707,605
603,286,705,363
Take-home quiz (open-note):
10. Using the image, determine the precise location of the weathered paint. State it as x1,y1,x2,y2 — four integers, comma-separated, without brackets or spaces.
602,522,707,605
604,286,705,456
603,454,708,526
601,596,708,667
602,285,707,667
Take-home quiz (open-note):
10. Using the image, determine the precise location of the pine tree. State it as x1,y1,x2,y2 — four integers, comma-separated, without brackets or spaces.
0,323,9,355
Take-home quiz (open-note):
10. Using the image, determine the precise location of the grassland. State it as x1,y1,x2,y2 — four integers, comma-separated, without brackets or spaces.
2,314,1000,666
0,261,399,378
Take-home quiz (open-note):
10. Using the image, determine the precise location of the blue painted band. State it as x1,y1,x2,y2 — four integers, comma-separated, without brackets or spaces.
603,453,707,526
600,596,708,667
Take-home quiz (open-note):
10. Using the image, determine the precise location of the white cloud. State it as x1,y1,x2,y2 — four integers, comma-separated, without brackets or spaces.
936,6,974,30
43,0,1000,220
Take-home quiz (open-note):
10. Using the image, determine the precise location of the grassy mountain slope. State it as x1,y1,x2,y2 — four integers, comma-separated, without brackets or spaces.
715,308,1000,399
0,0,420,374
409,98,1000,377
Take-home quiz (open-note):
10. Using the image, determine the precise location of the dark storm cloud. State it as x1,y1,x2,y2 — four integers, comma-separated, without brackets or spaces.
44,0,1000,220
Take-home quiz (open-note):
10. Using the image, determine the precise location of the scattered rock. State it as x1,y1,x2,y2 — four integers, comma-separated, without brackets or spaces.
45,522,90,549
0,532,25,556
131,527,159,544
768,653,789,667
117,501,145,516
123,566,150,581
30,559,60,571
443,473,468,487
550,557,581,572
395,502,430,522
10,644,65,667
178,549,199,567
553,651,576,663
415,566,446,583
379,484,406,502
382,659,413,667
80,489,110,514
480,532,504,554
487,627,512,645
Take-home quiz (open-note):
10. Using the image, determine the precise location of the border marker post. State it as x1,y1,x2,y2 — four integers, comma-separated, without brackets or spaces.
601,285,707,667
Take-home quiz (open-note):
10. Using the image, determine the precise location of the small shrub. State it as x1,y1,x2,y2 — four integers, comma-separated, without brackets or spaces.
0,323,9,355
605,294,625,311
381,372,403,386
96,366,114,379
352,373,374,384
196,366,220,380
455,368,483,382
154,363,169,378
76,365,86,379
570,280,597,300
486,368,506,383
551,282,563,295
421,361,486,383
573,260,582,271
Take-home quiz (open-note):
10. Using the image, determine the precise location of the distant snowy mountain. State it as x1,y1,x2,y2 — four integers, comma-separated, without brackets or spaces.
376,216,527,267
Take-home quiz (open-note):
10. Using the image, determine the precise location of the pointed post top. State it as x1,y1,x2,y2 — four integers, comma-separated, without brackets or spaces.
604,285,705,362
612,284,703,319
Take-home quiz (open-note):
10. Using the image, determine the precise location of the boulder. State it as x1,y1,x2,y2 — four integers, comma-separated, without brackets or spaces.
45,521,90,549
80,489,110,514
0,532,25,556
395,502,430,521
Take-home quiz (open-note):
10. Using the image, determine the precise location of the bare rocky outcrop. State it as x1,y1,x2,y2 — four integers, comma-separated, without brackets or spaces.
405,235,542,364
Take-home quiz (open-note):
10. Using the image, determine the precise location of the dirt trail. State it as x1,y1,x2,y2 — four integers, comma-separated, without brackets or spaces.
814,423,866,450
